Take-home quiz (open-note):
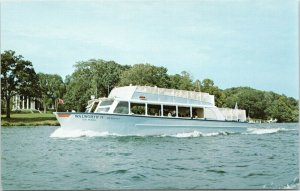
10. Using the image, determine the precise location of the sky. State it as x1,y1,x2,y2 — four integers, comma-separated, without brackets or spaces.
1,0,299,98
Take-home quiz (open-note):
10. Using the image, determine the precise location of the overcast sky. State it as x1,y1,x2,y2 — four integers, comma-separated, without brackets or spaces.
1,0,299,98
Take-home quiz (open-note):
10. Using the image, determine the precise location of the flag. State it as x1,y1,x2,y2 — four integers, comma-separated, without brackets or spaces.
234,102,238,110
58,98,64,105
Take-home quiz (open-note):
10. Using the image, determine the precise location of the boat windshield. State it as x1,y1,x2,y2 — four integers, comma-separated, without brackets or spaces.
90,101,99,113
95,99,114,113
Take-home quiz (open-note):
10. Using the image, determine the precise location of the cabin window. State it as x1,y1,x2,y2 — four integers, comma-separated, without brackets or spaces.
163,105,176,117
147,104,161,116
90,102,99,113
130,103,145,115
114,101,129,114
100,100,113,106
192,107,204,118
178,106,190,118
96,107,110,113
94,99,113,113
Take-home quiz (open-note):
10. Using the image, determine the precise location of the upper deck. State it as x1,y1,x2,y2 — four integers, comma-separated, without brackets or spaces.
86,86,246,122
108,85,215,106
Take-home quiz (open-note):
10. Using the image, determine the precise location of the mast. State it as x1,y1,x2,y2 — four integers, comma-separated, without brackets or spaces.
234,102,238,120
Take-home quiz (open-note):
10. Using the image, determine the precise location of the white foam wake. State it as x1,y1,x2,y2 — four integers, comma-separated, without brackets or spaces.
168,131,229,138
50,127,294,138
245,128,289,135
50,128,232,138
50,128,119,138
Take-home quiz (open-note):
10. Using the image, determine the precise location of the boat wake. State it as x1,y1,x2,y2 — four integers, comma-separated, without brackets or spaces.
245,127,295,135
50,128,231,138
164,131,231,138
50,127,296,138
50,128,120,138
263,177,300,189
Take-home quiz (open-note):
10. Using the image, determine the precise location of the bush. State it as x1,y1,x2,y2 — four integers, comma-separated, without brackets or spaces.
11,110,32,114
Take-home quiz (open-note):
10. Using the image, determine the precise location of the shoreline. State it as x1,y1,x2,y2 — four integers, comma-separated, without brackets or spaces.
1,122,60,127
1,113,59,127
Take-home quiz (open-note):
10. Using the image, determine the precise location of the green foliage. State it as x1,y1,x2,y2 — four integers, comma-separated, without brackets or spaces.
169,71,194,90
63,60,298,122
223,87,298,122
264,96,298,122
200,79,225,107
118,64,170,88
63,59,128,112
2,50,297,122
38,73,65,112
223,87,265,118
1,50,39,118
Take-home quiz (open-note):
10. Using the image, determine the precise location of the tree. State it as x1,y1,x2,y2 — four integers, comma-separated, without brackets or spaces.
169,71,194,90
223,87,298,122
201,79,225,107
193,79,202,92
118,64,170,88
1,50,39,118
63,59,128,112
265,95,298,122
38,73,65,113
223,87,267,119
90,60,130,97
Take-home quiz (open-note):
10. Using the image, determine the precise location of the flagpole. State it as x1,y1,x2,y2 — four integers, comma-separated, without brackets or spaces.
56,99,58,112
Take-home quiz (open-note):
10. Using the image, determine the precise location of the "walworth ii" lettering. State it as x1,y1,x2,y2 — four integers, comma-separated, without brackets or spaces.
74,114,103,119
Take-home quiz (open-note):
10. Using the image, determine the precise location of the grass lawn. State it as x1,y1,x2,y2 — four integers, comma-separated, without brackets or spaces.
1,113,59,126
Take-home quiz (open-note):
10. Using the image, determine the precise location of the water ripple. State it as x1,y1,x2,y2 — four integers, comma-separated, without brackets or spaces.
206,169,227,174
2,125,298,189
243,172,272,177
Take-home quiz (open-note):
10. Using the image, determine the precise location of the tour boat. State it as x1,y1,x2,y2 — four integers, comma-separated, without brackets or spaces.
54,85,250,135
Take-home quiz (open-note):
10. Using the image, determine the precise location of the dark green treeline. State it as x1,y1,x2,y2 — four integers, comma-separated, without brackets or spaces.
1,50,298,122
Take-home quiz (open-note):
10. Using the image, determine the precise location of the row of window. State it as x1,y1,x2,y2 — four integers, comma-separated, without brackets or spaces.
114,101,204,118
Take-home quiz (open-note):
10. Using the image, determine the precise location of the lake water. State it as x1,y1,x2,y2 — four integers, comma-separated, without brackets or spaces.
1,123,299,189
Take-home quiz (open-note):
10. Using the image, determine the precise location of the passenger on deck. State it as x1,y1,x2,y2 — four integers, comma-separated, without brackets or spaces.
171,110,176,117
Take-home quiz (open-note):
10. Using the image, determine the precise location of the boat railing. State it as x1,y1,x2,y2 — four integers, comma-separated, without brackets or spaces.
135,86,215,105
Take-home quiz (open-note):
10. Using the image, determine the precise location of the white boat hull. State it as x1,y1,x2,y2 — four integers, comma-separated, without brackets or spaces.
54,112,252,136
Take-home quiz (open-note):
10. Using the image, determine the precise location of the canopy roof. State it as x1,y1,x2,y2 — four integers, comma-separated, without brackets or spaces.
109,85,215,106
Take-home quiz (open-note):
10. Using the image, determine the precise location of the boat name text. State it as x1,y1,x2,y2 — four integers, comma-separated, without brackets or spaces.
75,114,103,119
74,114,120,121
